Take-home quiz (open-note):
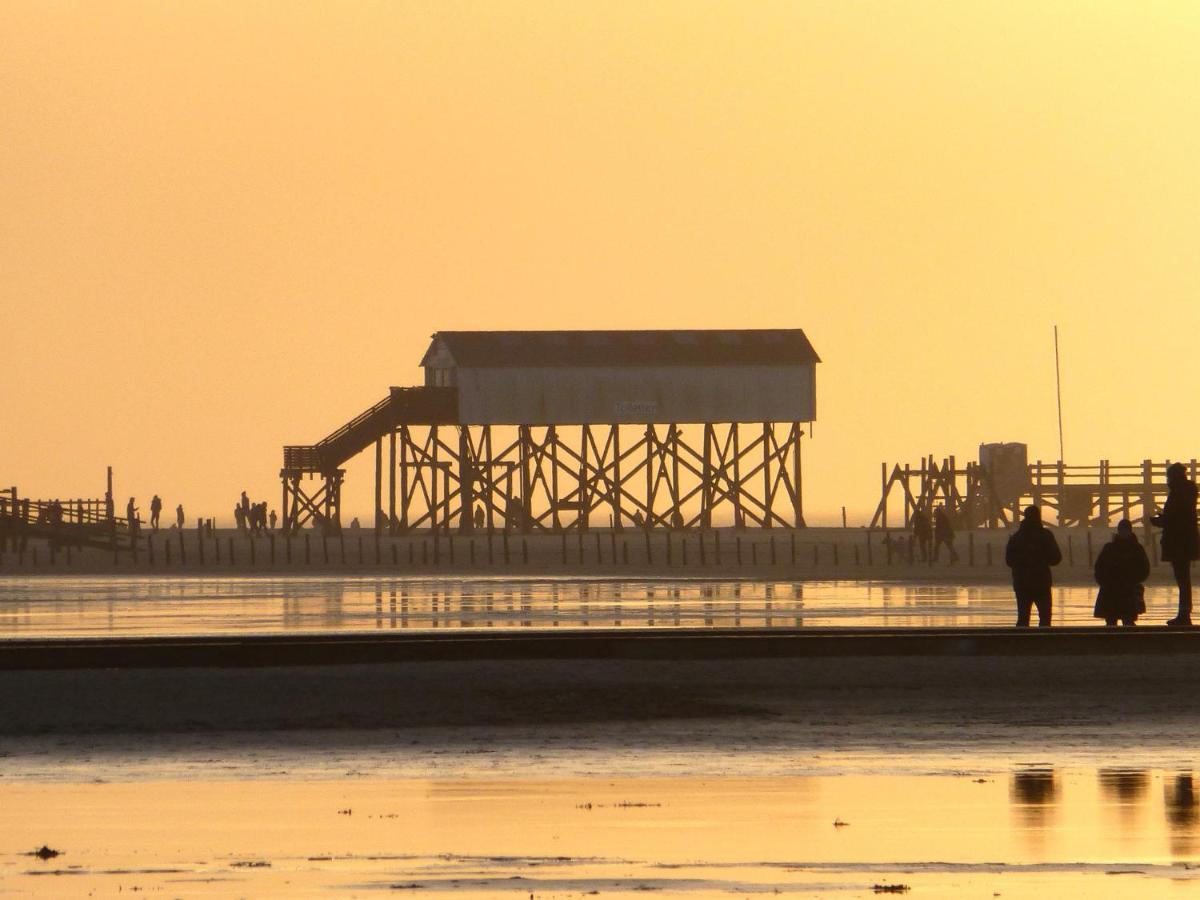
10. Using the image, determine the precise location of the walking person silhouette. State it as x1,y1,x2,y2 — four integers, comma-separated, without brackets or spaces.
1006,505,1062,627
1152,462,1199,627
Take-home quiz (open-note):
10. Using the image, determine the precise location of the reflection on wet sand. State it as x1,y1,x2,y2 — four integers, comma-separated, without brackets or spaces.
1099,768,1149,836
1165,773,1198,857
0,576,1189,637
1011,768,1059,845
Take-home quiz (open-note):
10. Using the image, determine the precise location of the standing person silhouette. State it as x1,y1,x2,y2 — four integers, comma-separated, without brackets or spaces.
933,505,959,563
911,507,932,562
1152,462,1199,627
1006,506,1062,627
149,495,162,531
126,497,139,537
1093,519,1150,627
176,503,185,530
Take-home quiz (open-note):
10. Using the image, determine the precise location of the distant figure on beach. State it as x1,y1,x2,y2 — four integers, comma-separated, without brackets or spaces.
1093,519,1149,627
349,517,361,529
240,491,250,526
126,497,139,536
1152,462,1199,627
474,505,485,530
176,504,185,530
149,495,162,531
234,504,246,532
932,505,959,563
269,508,277,531
911,508,932,562
1005,506,1062,627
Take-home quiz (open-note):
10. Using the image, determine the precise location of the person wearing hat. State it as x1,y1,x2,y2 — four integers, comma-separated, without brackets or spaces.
1151,462,1200,627
1005,505,1063,627
1093,519,1150,627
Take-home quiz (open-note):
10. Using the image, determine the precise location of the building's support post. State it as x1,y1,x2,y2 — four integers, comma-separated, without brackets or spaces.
459,427,474,532
794,423,805,528
519,425,532,534
578,425,590,531
549,425,561,531
702,424,714,529
610,425,623,530
761,423,773,527
374,437,383,533
398,426,410,532
388,430,397,534
429,425,440,534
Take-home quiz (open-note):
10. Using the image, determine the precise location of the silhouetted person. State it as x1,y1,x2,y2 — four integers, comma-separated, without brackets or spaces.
240,491,251,527
234,504,246,533
269,509,277,531
1152,462,1199,627
1093,519,1150,627
473,505,485,530
1006,505,1062,627
149,495,162,531
932,505,958,563
349,516,361,529
176,504,185,530
911,508,932,562
126,497,139,537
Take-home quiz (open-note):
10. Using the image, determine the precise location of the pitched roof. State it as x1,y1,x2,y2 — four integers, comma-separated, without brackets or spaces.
422,329,821,368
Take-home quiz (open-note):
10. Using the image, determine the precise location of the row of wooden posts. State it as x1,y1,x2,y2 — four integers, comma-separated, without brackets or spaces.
0,529,1160,571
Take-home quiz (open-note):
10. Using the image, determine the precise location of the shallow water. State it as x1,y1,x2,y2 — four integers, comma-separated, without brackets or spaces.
3,765,1199,898
0,575,1183,637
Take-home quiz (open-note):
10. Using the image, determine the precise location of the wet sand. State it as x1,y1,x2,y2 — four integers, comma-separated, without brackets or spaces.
4,769,1200,899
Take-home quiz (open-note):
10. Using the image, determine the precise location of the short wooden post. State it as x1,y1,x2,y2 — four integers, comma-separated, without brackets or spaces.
392,543,398,565
179,530,186,564
1086,530,1093,566
228,537,235,565
522,539,529,564
968,532,974,566
865,532,872,565
503,530,510,564
561,532,568,565
714,530,722,565
666,533,673,566
249,538,255,566
770,536,777,566
215,536,221,564
735,536,742,565
1067,534,1074,566
322,536,329,565
751,542,757,565
645,531,653,564
448,535,455,565
270,534,276,566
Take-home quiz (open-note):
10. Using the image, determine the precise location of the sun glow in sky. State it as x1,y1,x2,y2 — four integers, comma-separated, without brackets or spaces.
4,1,1199,523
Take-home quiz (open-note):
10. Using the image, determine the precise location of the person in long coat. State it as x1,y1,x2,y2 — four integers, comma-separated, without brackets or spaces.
1151,462,1200,627
1006,505,1062,627
1093,519,1150,627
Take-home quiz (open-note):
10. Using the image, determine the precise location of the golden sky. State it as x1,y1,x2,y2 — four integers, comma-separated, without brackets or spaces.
4,1,1199,524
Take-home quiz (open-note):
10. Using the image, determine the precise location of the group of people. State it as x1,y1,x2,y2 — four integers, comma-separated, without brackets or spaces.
235,491,276,534
1005,462,1199,628
910,504,959,563
124,496,185,535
